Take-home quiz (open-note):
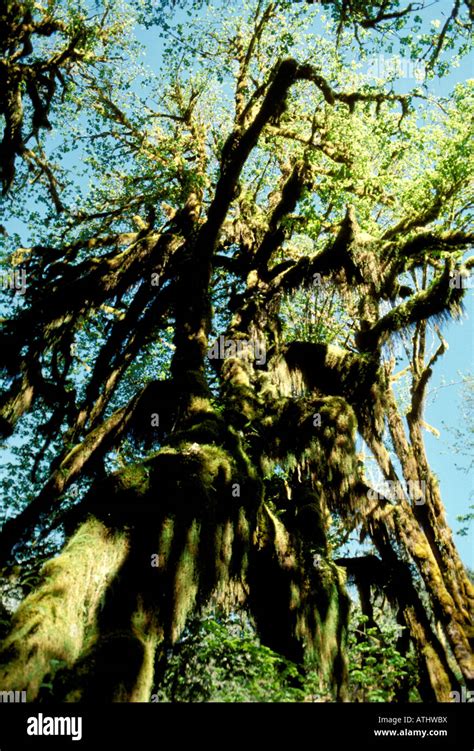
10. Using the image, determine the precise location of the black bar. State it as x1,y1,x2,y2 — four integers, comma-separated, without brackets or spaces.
0,702,472,750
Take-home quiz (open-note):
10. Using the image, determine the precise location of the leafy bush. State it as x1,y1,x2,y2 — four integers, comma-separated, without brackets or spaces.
348,609,420,702
152,605,420,702
152,611,308,703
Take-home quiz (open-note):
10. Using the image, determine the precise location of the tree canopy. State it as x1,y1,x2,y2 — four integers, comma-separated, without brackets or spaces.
0,0,473,703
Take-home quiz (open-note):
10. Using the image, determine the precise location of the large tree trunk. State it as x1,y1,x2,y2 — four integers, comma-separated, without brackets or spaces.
385,388,474,687
0,518,129,700
0,416,350,701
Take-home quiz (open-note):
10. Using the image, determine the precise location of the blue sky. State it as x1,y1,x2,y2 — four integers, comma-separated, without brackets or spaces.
424,294,473,567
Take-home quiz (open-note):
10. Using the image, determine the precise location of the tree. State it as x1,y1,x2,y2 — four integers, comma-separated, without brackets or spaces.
0,0,473,702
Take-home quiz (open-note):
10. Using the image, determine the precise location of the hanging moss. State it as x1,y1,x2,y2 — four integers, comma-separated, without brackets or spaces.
248,503,349,697
271,342,387,438
263,394,363,514
170,520,201,641
157,517,175,566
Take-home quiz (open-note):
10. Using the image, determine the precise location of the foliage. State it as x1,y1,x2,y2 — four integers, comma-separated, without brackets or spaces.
152,604,420,703
348,609,420,703
152,611,308,702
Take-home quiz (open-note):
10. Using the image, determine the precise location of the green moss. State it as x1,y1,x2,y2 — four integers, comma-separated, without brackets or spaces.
248,503,349,695
171,521,201,641
157,517,175,566
167,411,227,448
0,518,129,700
198,444,234,488
117,464,150,496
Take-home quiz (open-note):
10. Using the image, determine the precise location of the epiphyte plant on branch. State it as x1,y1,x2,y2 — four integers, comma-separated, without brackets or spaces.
0,0,473,702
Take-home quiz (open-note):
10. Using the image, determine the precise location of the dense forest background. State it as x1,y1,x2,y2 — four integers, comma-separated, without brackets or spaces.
0,0,473,703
